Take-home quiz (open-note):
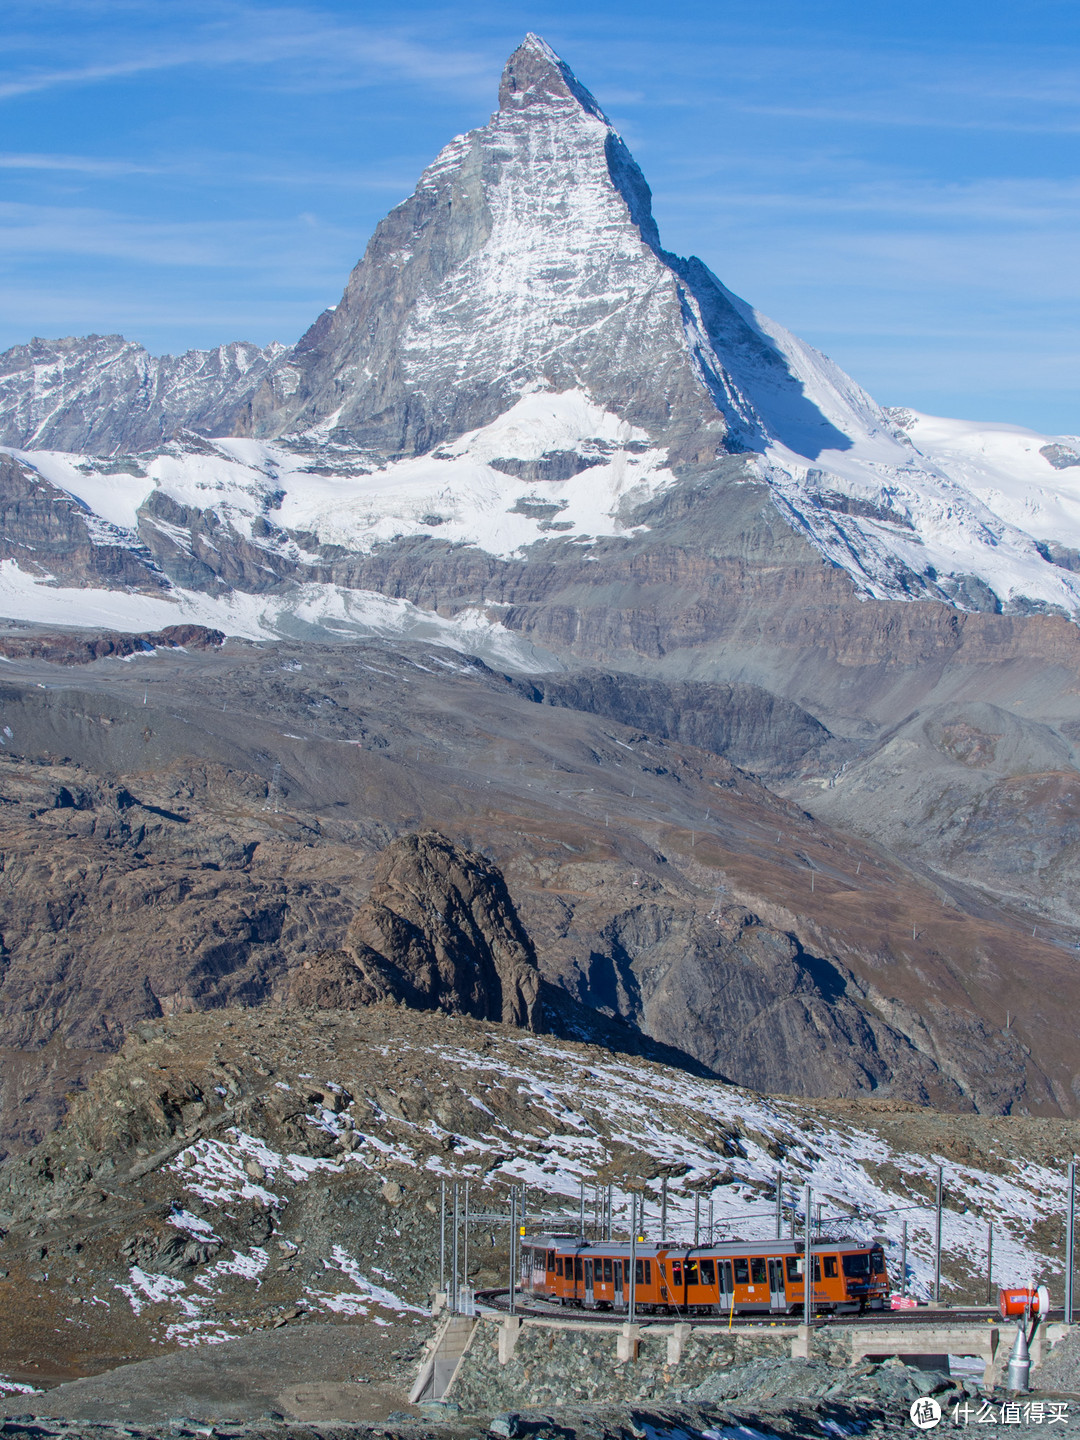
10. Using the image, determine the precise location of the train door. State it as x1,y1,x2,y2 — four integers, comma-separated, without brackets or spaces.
584,1258,595,1308
613,1260,625,1310
768,1257,787,1312
715,1259,733,1315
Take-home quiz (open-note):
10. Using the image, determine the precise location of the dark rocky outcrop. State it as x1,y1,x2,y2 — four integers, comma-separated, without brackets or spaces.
512,669,831,776
290,832,541,1030
0,623,224,665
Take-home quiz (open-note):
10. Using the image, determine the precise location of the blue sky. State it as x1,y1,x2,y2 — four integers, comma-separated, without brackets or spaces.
2,0,1077,433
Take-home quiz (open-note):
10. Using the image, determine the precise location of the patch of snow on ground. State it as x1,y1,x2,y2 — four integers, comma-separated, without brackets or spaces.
116,1267,193,1316
168,1207,219,1240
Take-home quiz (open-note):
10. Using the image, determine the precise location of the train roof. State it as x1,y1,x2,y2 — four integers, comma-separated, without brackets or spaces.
522,1235,880,1257
521,1235,662,1257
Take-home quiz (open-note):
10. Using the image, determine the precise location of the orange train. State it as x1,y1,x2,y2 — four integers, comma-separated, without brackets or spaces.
518,1233,890,1315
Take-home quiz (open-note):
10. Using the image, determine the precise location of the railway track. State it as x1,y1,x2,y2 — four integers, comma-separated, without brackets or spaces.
476,1289,1054,1328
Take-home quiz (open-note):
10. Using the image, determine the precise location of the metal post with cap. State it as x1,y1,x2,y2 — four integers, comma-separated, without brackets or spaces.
509,1187,517,1315
803,1183,813,1327
933,1165,943,1304
439,1178,446,1299
775,1168,782,1238
628,1193,638,1324
1066,1160,1076,1326
463,1180,470,1303
900,1219,908,1299
452,1182,460,1314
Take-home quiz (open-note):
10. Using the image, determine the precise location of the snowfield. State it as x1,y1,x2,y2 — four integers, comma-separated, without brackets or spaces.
4,386,1080,644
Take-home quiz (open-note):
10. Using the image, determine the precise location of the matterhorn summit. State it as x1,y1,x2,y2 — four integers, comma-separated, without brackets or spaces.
0,33,1079,643
236,32,874,465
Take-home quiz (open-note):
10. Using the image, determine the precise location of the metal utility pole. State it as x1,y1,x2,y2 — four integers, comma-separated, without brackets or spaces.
661,1176,668,1243
986,1221,994,1307
628,1193,638,1324
606,1183,613,1241
509,1187,518,1315
463,1181,470,1296
815,1202,823,1235
694,1193,700,1246
775,1168,783,1238
439,1179,446,1297
900,1220,908,1299
934,1165,943,1304
1066,1161,1076,1325
579,1179,585,1241
452,1182,460,1312
803,1184,813,1327
708,1196,714,1245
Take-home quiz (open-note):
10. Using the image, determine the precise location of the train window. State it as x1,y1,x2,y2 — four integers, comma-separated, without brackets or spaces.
685,1260,699,1285
635,1259,644,1284
750,1258,767,1284
786,1256,802,1281
700,1259,715,1285
645,1260,652,1283
734,1258,749,1284
556,1257,563,1276
547,1251,555,1270
843,1253,871,1278
812,1258,821,1282
871,1251,885,1275
672,1261,682,1284
574,1257,584,1281
719,1260,733,1292
824,1256,838,1279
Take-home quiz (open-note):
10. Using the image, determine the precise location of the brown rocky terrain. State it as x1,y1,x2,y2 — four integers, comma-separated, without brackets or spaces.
0,634,1076,1159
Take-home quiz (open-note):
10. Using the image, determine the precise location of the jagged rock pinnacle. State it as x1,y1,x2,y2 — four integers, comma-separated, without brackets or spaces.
497,33,607,120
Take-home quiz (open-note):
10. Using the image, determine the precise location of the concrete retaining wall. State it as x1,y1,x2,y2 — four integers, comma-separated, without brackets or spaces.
446,1313,1073,1410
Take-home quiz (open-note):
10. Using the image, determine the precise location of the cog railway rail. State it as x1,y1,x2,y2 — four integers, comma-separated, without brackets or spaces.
479,1288,1050,1328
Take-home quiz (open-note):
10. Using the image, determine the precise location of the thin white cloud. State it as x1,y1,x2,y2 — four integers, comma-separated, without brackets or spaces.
0,152,161,175
0,201,362,272
0,9,498,103
740,102,1080,135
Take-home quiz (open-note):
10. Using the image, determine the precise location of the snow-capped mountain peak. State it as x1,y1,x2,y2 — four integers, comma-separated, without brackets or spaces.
0,34,1077,641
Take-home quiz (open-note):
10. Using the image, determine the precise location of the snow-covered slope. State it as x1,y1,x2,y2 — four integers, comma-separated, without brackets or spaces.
759,404,1080,617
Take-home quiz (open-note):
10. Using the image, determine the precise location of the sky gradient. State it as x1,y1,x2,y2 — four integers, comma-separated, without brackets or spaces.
2,0,1077,434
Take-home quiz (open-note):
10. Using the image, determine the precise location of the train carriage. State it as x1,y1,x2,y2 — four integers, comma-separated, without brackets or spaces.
519,1234,888,1315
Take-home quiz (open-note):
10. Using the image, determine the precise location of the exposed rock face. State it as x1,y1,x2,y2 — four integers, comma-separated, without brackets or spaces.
512,669,833,777
291,832,541,1030
0,335,283,454
250,35,738,462
0,452,163,589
